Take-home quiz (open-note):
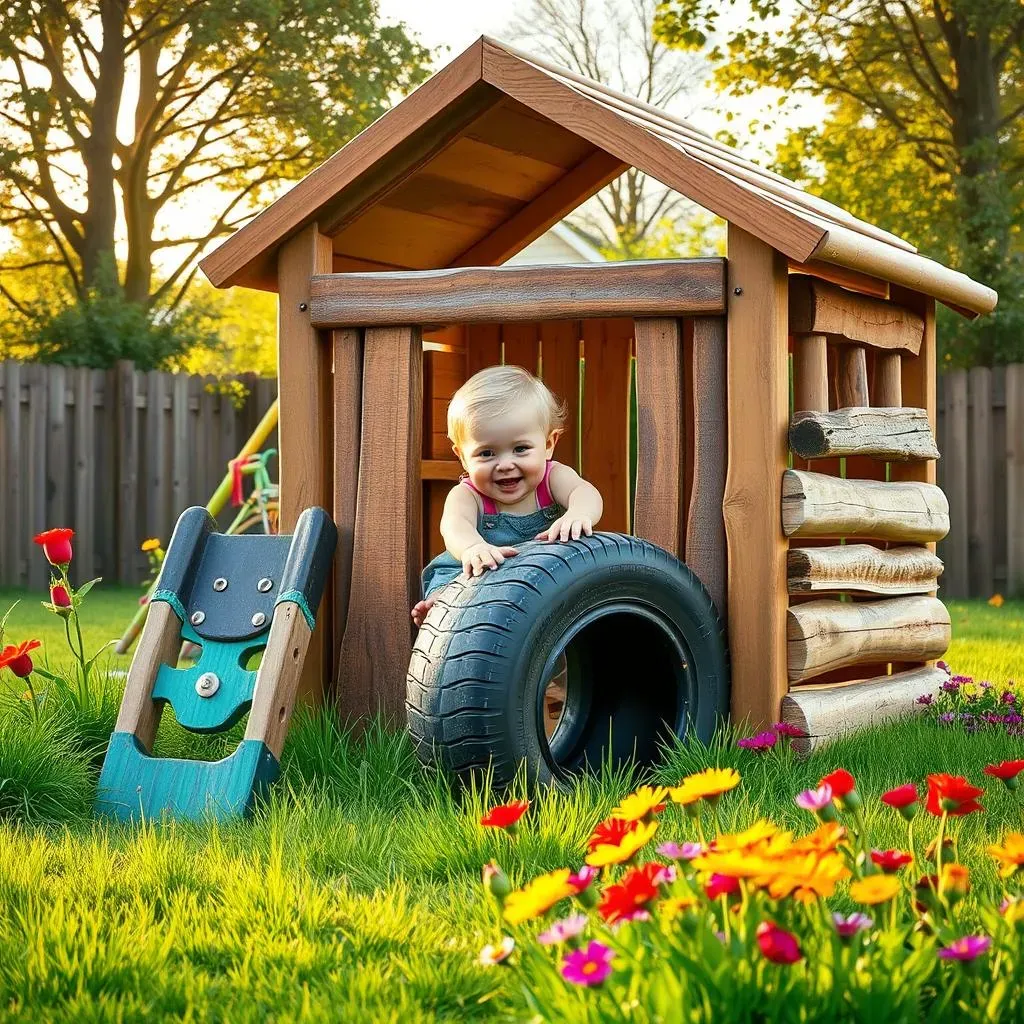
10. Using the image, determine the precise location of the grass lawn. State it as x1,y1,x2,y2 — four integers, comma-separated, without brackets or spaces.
0,588,1021,1021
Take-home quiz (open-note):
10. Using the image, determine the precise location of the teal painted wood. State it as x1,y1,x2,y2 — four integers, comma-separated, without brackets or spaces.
95,732,280,822
150,621,261,733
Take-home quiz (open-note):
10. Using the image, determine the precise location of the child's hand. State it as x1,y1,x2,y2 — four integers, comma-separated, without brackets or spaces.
461,542,518,578
535,514,593,543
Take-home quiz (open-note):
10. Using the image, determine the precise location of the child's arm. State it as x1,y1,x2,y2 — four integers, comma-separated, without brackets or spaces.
536,462,604,542
440,484,518,577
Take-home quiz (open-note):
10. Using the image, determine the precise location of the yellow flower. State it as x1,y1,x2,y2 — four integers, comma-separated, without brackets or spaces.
692,849,778,879
989,593,1005,608
669,767,741,806
612,785,668,822
585,820,659,867
712,819,781,853
940,863,970,898
849,875,901,905
141,538,162,553
792,822,847,855
503,870,576,925
988,832,1024,879
659,896,697,919
765,852,850,903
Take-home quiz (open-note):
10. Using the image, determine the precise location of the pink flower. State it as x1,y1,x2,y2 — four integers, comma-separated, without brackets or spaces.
537,914,589,946
833,912,873,939
771,722,806,738
738,730,777,752
657,841,703,861
938,935,991,961
916,694,934,705
794,783,833,812
756,921,802,964
561,940,614,986
704,873,740,900
567,865,598,893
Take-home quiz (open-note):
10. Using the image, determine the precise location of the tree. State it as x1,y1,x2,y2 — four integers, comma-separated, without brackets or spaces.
509,0,716,257
653,0,1024,366
0,0,431,317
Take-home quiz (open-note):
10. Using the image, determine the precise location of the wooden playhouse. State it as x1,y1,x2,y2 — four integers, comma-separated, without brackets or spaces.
199,37,996,750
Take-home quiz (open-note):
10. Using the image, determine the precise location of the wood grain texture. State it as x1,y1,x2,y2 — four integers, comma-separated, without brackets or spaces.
789,407,939,461
788,261,890,299
836,344,870,407
309,260,727,326
787,543,944,596
1008,364,1024,595
633,318,684,557
538,319,581,472
243,603,312,758
278,225,334,705
793,334,828,414
782,469,949,541
939,369,968,597
335,326,423,724
789,275,924,353
872,351,903,407
685,317,727,616
787,596,950,682
723,226,790,728
781,666,946,753
969,366,994,598
114,600,180,750
422,459,463,481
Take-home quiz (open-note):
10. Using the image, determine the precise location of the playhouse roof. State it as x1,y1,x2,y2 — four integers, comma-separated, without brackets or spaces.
200,37,996,317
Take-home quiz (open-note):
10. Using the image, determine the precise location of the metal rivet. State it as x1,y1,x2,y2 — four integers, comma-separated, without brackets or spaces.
251,611,267,628
213,577,228,592
257,577,273,593
190,610,206,625
195,672,220,697
298,302,308,312
733,286,743,295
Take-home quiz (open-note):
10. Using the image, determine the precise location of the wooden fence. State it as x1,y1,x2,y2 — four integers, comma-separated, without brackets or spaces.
936,364,1024,599
0,361,277,589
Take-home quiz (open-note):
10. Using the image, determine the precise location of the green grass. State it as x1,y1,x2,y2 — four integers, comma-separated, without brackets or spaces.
0,590,1021,1021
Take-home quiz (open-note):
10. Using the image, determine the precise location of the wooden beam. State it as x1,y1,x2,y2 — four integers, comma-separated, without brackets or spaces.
789,407,939,462
787,543,944,596
782,469,949,542
422,459,463,481
781,666,946,753
788,260,890,300
278,225,334,705
451,149,627,266
685,317,727,616
309,260,726,327
787,596,950,683
789,275,924,354
336,326,423,724
723,226,790,729
633,318,685,558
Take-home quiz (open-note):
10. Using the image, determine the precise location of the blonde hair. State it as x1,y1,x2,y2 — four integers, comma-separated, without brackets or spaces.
447,365,566,450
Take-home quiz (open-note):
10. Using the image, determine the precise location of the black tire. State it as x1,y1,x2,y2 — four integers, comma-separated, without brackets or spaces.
406,533,728,789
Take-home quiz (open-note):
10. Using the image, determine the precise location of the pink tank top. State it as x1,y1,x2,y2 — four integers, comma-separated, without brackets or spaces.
461,460,555,515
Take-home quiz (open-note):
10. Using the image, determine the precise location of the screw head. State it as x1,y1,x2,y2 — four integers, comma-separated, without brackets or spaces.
195,672,220,697
257,577,274,593
733,286,743,295
190,610,206,626
251,611,267,628
213,577,228,592
298,302,308,312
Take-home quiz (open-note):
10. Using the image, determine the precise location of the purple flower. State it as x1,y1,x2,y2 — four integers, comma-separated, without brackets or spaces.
936,660,950,674
980,680,993,690
795,783,833,812
916,694,935,706
952,674,973,686
771,722,806,738
941,679,961,694
537,914,589,946
561,940,615,986
938,935,992,961
738,730,778,752
833,912,873,939
657,841,703,861
1004,713,1023,726
939,712,956,724
959,712,975,722
1003,691,1017,705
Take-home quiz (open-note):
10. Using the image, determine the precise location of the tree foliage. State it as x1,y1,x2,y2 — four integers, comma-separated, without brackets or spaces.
654,0,1024,366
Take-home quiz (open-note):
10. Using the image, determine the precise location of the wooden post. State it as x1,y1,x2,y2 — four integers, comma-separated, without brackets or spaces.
1008,364,1024,597
793,334,828,413
873,352,902,407
277,224,334,704
336,326,423,723
969,366,994,597
723,226,789,729
836,344,870,408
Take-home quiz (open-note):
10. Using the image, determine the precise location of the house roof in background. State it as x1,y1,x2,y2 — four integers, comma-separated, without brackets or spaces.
200,36,996,317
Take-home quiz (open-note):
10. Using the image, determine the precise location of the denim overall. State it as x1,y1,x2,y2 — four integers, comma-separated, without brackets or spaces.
421,464,564,598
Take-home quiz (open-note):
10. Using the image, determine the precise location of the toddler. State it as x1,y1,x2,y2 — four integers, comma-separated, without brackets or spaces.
411,365,604,626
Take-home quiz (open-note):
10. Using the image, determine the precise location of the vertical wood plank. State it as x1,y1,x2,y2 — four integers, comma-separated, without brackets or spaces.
969,366,994,597
198,376,217,509
466,323,502,377
115,360,139,584
46,364,68,533
939,369,968,598
171,373,191,524
336,326,422,723
73,367,95,581
836,345,870,408
633,318,684,557
278,224,334,705
219,391,238,485
2,363,23,587
685,317,727,617
1007,364,1024,597
539,319,581,471
501,322,540,374
873,352,903,408
793,334,829,412
145,371,168,547
724,226,789,729
27,365,48,590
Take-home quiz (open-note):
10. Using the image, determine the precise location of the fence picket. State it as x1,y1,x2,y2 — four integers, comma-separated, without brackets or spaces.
940,370,969,598
73,367,95,580
969,367,994,598
2,363,23,586
1007,365,1024,597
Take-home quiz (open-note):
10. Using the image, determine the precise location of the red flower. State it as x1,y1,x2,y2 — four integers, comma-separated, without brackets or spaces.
925,774,984,816
984,761,1024,790
587,816,639,853
704,873,740,901
881,784,919,809
871,849,913,873
480,800,529,830
756,921,802,964
34,528,74,567
0,639,42,678
819,769,856,798
597,864,661,923
49,583,72,608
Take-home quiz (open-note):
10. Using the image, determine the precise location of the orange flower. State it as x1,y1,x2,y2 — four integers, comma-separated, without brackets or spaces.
597,863,664,923
0,639,41,679
480,800,529,830
849,875,900,905
587,816,639,853
585,820,658,868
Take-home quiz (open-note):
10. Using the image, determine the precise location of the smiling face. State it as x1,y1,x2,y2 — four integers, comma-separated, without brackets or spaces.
456,409,558,509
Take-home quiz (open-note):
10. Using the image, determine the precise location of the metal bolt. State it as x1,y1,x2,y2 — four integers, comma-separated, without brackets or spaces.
251,611,267,628
213,577,228,592
298,302,308,312
257,577,274,593
190,610,206,626
733,286,743,295
195,672,220,697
